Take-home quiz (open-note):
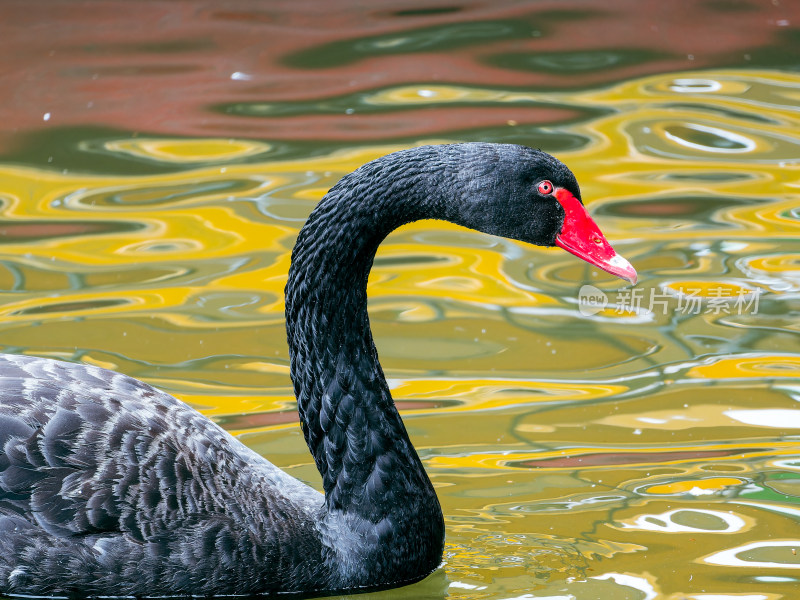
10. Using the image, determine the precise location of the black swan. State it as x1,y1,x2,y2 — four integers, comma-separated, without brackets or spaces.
0,143,636,598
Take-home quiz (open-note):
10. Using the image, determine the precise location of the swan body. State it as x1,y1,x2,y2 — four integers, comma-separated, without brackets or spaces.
0,143,635,597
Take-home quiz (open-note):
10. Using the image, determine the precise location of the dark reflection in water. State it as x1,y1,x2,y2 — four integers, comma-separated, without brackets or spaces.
0,219,144,242
12,297,130,315
490,48,669,76
666,101,782,124
597,195,768,222
510,447,765,469
6,127,187,176
78,179,262,207
664,124,752,150
217,92,606,120
284,20,528,68
373,254,452,268
649,171,756,182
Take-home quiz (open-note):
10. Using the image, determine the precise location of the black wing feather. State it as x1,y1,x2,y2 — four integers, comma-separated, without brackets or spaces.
0,354,325,597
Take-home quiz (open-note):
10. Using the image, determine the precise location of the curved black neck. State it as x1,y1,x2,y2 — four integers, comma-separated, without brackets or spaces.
285,148,447,533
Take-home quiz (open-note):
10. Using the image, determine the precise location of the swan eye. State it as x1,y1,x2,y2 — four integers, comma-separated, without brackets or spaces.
537,180,554,195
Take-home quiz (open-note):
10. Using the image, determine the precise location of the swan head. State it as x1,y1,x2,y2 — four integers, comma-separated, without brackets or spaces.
441,143,637,285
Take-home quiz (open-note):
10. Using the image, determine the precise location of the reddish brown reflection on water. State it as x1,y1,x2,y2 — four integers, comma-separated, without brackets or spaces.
0,0,797,146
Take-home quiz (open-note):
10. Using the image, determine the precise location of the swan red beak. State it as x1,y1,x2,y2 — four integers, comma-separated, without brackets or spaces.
554,188,637,285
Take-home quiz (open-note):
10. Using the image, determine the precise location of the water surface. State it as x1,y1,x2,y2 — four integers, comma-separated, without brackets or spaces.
0,2,799,599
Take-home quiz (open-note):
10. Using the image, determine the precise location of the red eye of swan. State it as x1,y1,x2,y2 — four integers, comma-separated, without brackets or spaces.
537,180,554,195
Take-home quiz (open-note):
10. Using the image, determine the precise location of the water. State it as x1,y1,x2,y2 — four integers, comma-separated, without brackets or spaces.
1,2,799,599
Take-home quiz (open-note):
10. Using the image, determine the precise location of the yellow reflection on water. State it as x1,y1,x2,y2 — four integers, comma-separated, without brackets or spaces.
688,355,800,379
644,477,746,495
104,138,272,163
